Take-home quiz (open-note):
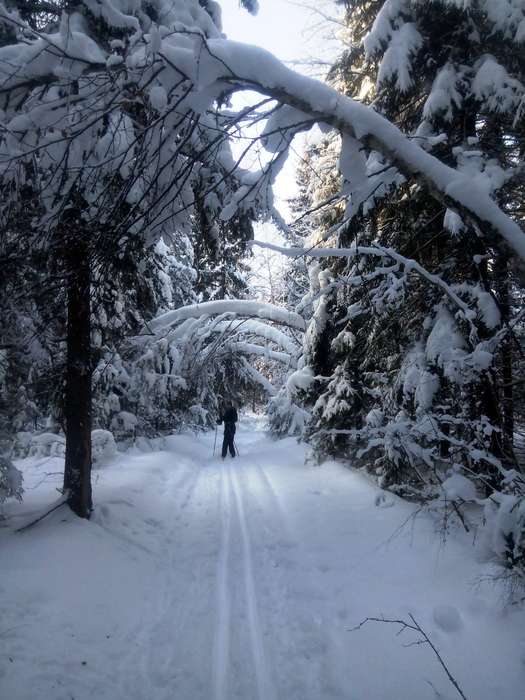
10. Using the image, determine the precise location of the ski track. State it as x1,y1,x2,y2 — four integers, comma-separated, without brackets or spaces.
131,441,281,700
213,462,232,700
228,460,277,700
4,426,525,700
127,436,290,700
234,453,341,700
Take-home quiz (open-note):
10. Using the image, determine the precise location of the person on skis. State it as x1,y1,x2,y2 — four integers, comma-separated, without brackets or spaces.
217,402,238,458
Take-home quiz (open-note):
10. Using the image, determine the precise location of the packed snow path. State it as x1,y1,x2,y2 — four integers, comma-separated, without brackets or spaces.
2,420,524,700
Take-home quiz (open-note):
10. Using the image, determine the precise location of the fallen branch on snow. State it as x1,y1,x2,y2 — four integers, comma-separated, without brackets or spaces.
350,613,468,700
15,491,69,533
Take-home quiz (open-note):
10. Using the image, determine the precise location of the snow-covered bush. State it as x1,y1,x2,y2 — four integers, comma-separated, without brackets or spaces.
11,432,33,458
110,412,138,441
479,490,525,586
12,430,118,466
28,433,66,459
441,472,478,503
0,455,23,506
267,386,310,438
92,430,118,466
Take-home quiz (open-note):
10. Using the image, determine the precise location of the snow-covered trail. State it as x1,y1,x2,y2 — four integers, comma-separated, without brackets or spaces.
1,420,524,700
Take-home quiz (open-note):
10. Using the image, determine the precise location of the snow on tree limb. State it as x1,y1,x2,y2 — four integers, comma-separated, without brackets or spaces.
239,356,276,395
229,341,294,367
207,319,301,355
251,240,482,341
1,3,523,265
149,299,306,332
200,38,525,265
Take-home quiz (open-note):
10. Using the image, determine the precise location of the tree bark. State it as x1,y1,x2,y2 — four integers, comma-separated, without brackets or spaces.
496,258,514,456
63,239,92,518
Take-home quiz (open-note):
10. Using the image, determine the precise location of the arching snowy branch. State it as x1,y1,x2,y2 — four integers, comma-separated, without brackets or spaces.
251,240,486,342
206,319,301,356
227,341,294,367
1,5,523,267
238,356,276,395
149,299,306,332
198,38,525,266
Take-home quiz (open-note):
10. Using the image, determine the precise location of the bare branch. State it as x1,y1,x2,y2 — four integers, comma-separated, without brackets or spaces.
350,614,468,700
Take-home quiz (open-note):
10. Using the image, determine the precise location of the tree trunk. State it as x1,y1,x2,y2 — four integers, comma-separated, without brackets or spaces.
63,241,92,518
496,259,514,457
501,337,514,452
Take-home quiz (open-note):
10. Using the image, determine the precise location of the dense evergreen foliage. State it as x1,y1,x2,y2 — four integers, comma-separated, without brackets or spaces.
0,1,523,581
264,0,525,580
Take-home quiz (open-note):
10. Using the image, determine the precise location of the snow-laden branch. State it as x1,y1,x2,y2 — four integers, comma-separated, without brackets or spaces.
200,38,525,265
239,356,276,395
2,5,523,266
150,299,306,332
228,341,294,367
251,240,482,341
208,319,301,355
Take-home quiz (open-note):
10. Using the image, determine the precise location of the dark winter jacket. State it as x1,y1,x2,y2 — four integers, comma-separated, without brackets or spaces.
218,406,238,425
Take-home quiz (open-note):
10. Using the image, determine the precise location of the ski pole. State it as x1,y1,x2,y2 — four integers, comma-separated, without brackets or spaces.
234,438,240,457
213,426,218,457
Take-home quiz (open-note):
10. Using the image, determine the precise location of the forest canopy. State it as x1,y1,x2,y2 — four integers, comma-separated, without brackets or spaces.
0,0,523,584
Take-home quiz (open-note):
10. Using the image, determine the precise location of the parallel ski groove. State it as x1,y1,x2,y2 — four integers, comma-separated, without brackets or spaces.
228,461,277,700
213,463,232,700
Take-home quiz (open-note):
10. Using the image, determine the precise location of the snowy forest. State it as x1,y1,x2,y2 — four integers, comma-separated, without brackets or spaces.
1,1,525,699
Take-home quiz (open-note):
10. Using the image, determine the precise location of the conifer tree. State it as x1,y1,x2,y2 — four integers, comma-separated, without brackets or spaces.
0,0,257,515
298,0,525,494
1,0,523,522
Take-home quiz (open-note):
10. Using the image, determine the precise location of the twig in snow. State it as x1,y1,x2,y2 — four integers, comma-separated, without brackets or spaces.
381,504,424,547
350,613,468,700
15,491,69,533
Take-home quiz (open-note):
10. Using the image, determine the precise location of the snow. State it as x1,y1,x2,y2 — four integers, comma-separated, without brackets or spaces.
200,37,525,263
339,134,368,216
92,429,118,466
0,455,23,505
26,432,66,458
150,300,306,332
229,341,294,366
250,240,480,336
442,473,478,502
425,307,467,381
1,420,524,700
480,492,525,567
1,1,524,265
110,410,138,436
286,365,315,396
206,319,301,355
483,0,525,42
239,357,277,395
433,605,464,634
148,85,168,111
376,22,423,93
444,208,465,235
261,105,311,153
363,0,406,58
472,55,525,115
423,63,463,122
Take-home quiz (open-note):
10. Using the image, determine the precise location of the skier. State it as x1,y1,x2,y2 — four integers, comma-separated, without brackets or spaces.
217,403,238,459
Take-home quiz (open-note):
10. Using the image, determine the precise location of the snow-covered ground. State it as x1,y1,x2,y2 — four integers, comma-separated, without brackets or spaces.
1,418,524,700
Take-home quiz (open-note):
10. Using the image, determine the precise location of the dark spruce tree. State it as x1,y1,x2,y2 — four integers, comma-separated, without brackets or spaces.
0,1,229,516
297,0,525,495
